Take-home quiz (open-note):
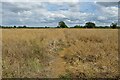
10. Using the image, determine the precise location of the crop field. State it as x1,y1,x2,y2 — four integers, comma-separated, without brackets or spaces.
2,29,119,78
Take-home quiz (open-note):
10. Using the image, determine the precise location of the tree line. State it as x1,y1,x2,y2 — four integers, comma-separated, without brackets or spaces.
0,21,119,29
57,21,119,29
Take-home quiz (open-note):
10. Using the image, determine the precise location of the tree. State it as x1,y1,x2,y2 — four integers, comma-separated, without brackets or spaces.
58,21,68,28
110,23,117,29
105,26,109,28
45,26,48,28
57,26,60,28
74,25,81,28
23,25,27,28
14,26,16,28
18,26,22,28
84,22,96,28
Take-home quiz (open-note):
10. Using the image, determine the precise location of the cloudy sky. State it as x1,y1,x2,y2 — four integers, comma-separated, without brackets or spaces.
1,0,119,27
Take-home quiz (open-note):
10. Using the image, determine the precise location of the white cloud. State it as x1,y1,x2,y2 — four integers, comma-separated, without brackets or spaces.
97,16,107,20
95,0,119,2
18,11,32,16
1,0,119,2
1,0,79,2
1,2,118,26
101,6,118,17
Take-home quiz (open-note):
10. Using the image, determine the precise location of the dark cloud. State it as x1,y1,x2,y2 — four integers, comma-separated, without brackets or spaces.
96,2,118,7
2,2,31,13
118,1,120,8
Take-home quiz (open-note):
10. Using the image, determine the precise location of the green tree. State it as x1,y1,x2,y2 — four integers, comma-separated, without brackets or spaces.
110,23,117,29
84,22,96,28
23,25,27,28
74,25,81,28
58,21,68,28
45,26,48,28
14,26,16,28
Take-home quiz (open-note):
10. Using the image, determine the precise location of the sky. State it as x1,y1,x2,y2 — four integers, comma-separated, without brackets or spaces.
0,0,119,27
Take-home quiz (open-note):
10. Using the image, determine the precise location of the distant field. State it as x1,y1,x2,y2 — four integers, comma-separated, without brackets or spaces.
2,29,119,78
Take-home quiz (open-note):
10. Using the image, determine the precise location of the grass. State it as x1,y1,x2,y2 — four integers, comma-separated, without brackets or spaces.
2,29,119,78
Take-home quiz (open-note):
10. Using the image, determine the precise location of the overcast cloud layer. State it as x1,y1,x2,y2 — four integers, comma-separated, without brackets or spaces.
1,0,120,2
1,1,119,27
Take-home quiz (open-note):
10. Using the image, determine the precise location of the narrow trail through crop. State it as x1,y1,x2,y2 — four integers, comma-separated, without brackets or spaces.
40,31,69,78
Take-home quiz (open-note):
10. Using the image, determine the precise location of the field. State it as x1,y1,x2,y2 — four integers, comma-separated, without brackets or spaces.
2,29,119,78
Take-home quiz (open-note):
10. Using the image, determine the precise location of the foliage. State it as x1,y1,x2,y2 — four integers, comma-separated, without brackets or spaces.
74,25,81,28
84,22,96,28
14,26,16,28
110,23,117,29
45,26,50,28
58,21,68,28
1,21,119,29
23,25,27,28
